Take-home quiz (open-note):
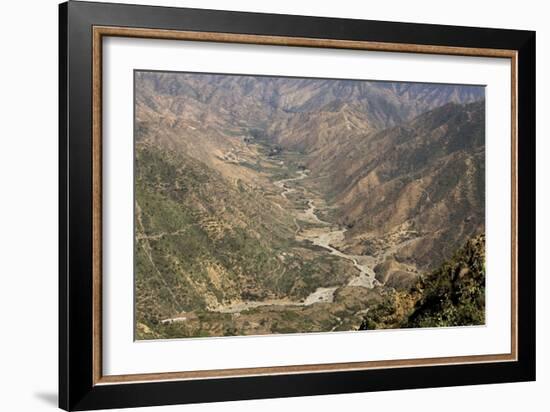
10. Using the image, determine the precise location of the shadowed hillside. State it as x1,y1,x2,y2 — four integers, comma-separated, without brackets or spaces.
359,234,485,330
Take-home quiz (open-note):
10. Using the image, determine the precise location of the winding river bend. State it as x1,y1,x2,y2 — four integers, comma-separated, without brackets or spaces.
276,170,376,288
162,167,379,321
212,168,377,314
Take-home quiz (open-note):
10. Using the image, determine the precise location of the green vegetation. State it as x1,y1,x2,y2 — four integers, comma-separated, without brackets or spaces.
135,144,357,338
359,234,485,330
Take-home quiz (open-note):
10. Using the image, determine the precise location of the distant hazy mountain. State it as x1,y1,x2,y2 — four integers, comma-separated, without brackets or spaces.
136,72,483,150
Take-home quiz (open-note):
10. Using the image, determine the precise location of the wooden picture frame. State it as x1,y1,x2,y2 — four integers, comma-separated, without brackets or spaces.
59,1,535,410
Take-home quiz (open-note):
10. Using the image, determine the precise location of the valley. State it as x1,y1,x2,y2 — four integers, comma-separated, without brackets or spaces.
134,71,486,339
153,143,385,335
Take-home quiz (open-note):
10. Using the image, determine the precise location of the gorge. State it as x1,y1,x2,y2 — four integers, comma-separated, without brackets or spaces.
134,71,486,339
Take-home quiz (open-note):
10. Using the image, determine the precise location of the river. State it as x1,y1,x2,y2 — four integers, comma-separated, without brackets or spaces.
209,168,377,314
279,170,377,290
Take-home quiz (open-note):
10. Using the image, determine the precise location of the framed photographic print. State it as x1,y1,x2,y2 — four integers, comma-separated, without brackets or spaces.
59,1,536,410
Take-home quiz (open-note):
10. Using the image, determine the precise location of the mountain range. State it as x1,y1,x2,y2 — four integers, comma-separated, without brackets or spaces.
134,71,485,339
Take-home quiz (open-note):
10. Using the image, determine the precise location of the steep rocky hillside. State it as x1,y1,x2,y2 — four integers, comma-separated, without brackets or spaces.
359,234,485,330
331,101,485,272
